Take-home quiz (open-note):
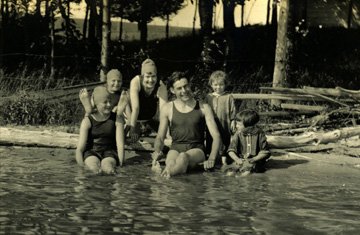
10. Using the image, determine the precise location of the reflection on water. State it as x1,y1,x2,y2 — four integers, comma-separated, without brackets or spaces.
1,146,360,234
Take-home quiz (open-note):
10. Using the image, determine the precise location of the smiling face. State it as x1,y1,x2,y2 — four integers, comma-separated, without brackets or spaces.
210,78,226,95
171,78,192,101
93,87,112,115
106,72,122,93
95,98,112,115
142,72,158,89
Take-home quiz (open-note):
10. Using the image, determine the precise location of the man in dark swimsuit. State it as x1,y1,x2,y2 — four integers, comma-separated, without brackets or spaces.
152,72,221,177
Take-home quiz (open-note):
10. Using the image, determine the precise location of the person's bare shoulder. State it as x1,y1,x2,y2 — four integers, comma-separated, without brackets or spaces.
161,101,172,115
199,101,212,114
129,75,141,90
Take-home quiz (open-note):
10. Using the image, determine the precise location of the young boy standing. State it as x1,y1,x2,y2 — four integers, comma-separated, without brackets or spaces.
205,70,236,166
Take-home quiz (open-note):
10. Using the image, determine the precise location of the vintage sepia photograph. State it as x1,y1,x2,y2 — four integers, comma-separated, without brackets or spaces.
1,0,360,234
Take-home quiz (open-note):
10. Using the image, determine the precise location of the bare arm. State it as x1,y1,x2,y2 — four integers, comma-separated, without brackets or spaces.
76,117,91,166
157,80,168,112
249,131,271,163
129,76,141,127
202,103,221,169
227,133,243,164
129,76,141,141
115,115,125,166
152,102,170,161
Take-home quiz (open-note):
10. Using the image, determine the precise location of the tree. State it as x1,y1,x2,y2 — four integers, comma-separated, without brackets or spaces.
198,0,213,69
272,0,295,106
222,0,235,30
112,0,185,49
157,0,184,39
100,0,110,81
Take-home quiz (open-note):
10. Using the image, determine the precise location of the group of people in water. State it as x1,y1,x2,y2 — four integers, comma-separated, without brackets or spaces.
75,59,271,177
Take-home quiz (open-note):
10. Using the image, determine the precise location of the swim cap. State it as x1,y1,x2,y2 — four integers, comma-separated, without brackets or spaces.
141,59,157,75
107,69,122,80
92,86,110,105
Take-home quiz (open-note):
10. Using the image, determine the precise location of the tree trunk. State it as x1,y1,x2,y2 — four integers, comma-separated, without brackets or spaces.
100,0,110,82
199,0,213,69
119,17,123,42
58,0,71,43
271,0,278,29
240,3,244,27
222,0,235,71
45,0,50,18
347,0,353,29
87,0,98,44
49,7,55,81
192,0,198,37
139,20,148,50
222,0,235,30
139,0,149,50
35,0,41,17
165,14,169,40
266,0,271,25
2,126,359,151
0,1,3,68
83,4,89,40
97,0,103,41
271,0,294,106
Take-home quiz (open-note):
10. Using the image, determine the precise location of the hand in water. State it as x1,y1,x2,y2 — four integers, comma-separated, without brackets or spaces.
235,158,243,166
151,160,162,175
203,159,215,170
129,126,140,143
161,167,171,178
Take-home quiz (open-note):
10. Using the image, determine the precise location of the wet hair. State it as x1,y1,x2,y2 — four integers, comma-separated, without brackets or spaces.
235,109,260,127
167,71,188,88
208,70,228,86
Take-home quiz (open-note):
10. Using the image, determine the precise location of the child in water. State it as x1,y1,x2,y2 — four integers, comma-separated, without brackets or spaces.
226,109,271,176
76,86,126,174
79,69,130,118
205,70,236,165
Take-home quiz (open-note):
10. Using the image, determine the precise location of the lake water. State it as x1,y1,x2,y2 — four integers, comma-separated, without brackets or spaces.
1,146,360,234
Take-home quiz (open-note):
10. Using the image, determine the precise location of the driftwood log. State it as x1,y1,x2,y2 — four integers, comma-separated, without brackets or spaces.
1,126,359,152
0,127,156,151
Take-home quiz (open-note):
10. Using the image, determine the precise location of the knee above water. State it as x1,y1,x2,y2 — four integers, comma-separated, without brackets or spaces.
177,153,190,164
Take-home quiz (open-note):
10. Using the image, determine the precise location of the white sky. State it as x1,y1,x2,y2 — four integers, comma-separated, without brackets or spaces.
71,0,269,28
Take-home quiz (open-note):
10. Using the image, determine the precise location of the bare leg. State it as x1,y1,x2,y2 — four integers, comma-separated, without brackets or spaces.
101,157,117,174
84,156,101,174
186,148,206,169
79,88,93,115
162,150,179,178
162,149,205,177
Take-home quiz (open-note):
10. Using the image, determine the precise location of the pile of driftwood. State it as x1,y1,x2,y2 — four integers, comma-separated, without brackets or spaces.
233,86,360,156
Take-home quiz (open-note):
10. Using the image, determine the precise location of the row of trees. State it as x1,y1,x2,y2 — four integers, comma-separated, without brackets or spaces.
0,0,297,90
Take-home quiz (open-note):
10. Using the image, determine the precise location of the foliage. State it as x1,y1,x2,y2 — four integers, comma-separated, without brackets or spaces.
112,0,185,23
0,91,82,125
